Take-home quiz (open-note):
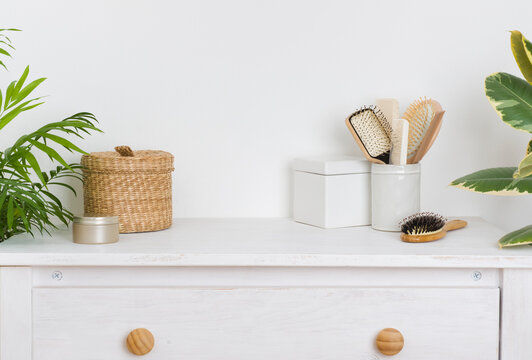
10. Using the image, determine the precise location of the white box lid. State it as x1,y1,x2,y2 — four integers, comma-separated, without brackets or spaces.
293,155,370,175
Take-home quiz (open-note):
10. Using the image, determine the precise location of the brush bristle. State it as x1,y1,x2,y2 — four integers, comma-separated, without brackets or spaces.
400,212,447,235
403,97,435,161
348,105,392,163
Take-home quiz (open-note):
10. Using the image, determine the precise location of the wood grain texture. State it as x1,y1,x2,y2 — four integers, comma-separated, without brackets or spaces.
32,287,499,360
376,328,404,355
501,269,532,360
444,219,468,231
126,328,154,355
0,267,32,360
410,110,444,164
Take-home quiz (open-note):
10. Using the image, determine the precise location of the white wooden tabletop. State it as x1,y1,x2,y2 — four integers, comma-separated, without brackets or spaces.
1,217,531,268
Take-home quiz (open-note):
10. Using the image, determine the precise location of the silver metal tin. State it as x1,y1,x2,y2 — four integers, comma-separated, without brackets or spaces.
73,216,119,244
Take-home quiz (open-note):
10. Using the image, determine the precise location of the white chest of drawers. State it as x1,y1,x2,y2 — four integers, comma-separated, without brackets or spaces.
1,218,531,359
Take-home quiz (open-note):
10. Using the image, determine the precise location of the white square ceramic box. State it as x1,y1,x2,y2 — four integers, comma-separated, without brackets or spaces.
293,156,371,228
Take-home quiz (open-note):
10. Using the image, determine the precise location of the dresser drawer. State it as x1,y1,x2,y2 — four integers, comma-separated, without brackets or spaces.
32,287,498,359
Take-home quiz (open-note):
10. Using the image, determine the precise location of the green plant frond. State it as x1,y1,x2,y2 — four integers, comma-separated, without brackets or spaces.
4,80,16,109
0,29,19,72
6,77,46,111
0,28,101,242
40,190,62,210
11,66,29,96
22,151,46,185
4,112,101,162
41,133,87,154
6,196,14,228
0,67,46,131
47,182,77,196
27,139,71,169
0,40,15,50
0,97,45,131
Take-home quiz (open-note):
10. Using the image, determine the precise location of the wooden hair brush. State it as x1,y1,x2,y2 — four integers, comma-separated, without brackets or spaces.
345,106,392,164
403,98,444,164
399,212,467,243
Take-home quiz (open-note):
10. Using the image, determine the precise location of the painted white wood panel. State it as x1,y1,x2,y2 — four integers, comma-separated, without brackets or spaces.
33,266,499,288
0,267,32,360
501,269,532,360
0,218,524,268
33,287,499,360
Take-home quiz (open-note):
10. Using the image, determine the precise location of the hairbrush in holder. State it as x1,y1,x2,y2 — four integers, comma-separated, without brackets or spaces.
403,97,440,164
390,118,409,165
399,212,467,243
345,106,392,164
410,101,444,164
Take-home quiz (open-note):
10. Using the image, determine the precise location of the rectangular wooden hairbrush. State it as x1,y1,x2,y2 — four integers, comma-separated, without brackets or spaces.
345,106,392,164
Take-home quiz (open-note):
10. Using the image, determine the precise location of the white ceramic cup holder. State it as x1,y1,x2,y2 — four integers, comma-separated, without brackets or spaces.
371,163,421,231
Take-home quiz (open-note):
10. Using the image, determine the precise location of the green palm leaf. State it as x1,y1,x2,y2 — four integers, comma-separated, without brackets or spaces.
0,28,101,242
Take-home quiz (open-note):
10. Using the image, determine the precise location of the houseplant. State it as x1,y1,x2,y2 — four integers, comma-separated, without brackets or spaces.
451,30,532,247
0,28,101,242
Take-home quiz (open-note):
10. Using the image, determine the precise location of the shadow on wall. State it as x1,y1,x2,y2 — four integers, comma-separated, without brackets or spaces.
482,196,532,232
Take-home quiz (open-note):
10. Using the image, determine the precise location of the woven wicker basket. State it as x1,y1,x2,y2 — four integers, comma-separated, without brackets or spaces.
81,146,174,233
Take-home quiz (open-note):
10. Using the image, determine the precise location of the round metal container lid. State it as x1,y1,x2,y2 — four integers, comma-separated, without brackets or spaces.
74,216,119,225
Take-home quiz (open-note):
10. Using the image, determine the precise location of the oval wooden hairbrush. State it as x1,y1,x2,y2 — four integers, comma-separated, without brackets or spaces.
403,98,444,164
399,212,467,243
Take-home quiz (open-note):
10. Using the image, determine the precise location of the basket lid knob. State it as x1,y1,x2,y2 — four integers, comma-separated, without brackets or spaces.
115,146,134,157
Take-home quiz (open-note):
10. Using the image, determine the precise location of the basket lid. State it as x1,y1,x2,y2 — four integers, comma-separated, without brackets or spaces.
81,146,174,173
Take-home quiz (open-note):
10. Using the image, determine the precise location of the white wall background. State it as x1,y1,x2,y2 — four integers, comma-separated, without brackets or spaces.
2,0,532,231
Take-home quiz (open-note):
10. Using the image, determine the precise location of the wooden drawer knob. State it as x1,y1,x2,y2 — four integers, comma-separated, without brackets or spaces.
376,328,404,356
126,328,154,355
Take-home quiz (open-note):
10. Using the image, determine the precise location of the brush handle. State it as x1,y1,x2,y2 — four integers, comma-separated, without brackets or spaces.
390,119,409,165
376,98,399,123
400,231,446,243
443,219,467,232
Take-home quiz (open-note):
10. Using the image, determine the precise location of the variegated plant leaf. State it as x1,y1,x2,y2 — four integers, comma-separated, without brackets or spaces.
511,30,532,84
451,167,532,195
499,225,532,248
514,152,532,178
485,72,532,133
